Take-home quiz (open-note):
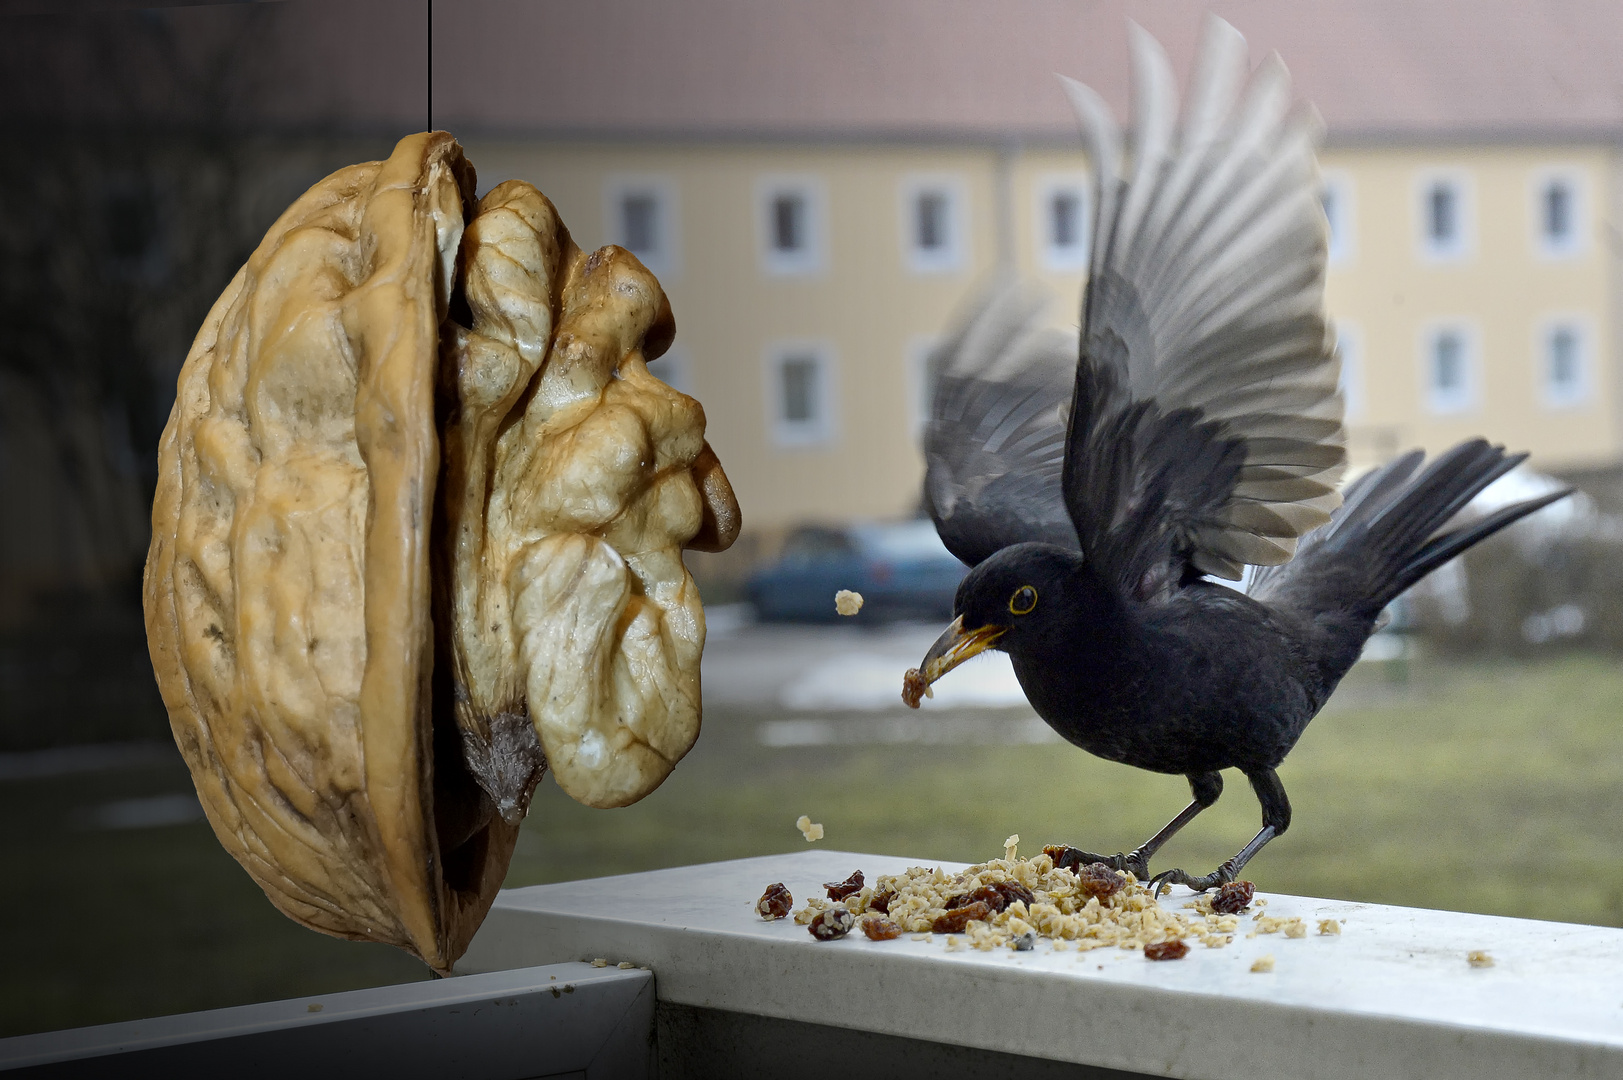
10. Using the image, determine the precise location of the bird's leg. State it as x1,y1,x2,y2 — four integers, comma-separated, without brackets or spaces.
1149,768,1292,897
1052,772,1222,882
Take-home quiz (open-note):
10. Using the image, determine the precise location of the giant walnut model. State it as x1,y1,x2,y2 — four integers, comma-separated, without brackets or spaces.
142,132,740,973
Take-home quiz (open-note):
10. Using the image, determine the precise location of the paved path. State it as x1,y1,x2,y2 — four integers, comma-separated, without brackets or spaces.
700,606,1032,714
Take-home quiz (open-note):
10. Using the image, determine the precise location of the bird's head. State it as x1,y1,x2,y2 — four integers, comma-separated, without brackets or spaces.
904,542,1083,705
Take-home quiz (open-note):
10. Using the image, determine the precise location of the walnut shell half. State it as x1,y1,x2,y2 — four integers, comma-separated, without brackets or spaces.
142,132,738,972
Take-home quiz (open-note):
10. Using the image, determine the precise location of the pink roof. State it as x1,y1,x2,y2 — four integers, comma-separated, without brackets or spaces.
422,0,1623,141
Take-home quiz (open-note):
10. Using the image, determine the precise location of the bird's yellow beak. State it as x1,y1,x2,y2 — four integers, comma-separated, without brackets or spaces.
902,616,1006,708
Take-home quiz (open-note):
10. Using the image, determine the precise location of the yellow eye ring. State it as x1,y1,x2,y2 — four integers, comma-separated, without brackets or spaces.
1009,585,1038,616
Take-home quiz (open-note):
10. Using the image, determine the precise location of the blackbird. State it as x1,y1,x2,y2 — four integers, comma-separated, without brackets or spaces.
905,18,1568,895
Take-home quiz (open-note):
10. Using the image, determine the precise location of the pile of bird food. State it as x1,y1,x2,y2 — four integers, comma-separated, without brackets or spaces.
761,841,1266,957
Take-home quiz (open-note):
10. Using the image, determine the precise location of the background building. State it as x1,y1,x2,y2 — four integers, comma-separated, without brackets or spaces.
424,1,1623,570
7,0,1623,606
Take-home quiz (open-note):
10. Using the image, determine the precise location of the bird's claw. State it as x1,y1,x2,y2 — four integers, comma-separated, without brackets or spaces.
1147,861,1238,900
1049,847,1150,882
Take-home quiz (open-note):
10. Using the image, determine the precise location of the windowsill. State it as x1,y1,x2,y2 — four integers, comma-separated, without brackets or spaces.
458,849,1623,1078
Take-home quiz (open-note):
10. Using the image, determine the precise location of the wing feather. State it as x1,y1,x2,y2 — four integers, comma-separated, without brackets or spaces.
1062,15,1345,597
923,281,1079,566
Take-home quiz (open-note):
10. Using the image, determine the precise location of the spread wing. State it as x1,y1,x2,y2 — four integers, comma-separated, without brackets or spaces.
1060,17,1345,600
922,280,1079,567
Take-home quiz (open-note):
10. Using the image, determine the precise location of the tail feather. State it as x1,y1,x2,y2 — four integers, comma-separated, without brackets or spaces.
1394,487,1570,599
1250,439,1569,615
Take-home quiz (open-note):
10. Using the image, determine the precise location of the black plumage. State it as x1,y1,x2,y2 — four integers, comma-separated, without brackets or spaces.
909,19,1568,893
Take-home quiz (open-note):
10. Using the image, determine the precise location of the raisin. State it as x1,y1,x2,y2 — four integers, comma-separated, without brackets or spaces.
868,889,895,914
861,916,902,941
993,880,1035,908
1144,939,1189,961
932,900,993,934
755,882,793,920
1211,880,1256,915
1075,863,1125,900
808,908,855,941
945,885,1006,913
824,870,864,900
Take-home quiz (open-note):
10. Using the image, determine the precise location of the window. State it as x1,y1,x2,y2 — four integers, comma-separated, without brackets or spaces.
1534,170,1584,257
1035,174,1090,271
1321,171,1353,265
1424,323,1476,414
900,175,967,273
1417,172,1471,260
757,175,826,275
1541,319,1589,407
766,342,837,447
644,347,691,395
604,175,678,276
1335,322,1362,419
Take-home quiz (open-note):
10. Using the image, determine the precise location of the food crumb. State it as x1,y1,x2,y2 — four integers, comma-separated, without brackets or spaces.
945,935,964,951
306,1003,323,1013
1250,954,1275,973
784,843,1247,956
795,814,824,842
1317,919,1341,936
901,667,933,708
1004,834,1020,860
1467,950,1495,968
1251,914,1307,938
590,958,608,968
834,589,864,616
617,961,636,969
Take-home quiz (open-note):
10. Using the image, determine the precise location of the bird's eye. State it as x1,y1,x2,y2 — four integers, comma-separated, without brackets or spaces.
1009,585,1038,615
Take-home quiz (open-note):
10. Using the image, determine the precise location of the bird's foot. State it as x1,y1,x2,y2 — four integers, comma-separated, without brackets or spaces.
1043,845,1152,882
1146,858,1241,900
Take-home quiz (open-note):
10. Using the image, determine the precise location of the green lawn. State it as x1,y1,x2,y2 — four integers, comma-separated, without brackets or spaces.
510,653,1623,926
4,653,1621,1037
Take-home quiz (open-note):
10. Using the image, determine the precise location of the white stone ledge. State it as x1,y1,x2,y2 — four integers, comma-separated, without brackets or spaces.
459,849,1623,1080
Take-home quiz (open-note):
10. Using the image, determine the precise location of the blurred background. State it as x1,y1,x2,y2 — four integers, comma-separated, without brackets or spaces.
3,0,1622,1038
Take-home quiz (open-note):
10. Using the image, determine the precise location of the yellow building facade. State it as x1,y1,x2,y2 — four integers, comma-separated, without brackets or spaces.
463,136,1622,541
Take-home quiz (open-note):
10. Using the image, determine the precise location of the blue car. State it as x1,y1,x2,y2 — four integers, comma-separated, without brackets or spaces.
746,520,968,623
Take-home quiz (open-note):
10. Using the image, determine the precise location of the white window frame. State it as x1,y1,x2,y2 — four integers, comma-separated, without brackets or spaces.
900,174,969,274
1538,315,1592,408
603,174,679,278
1033,172,1091,272
1415,170,1474,262
1532,167,1587,259
1335,320,1363,420
644,346,692,396
765,340,839,448
1421,320,1479,415
1321,170,1355,266
757,174,827,277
